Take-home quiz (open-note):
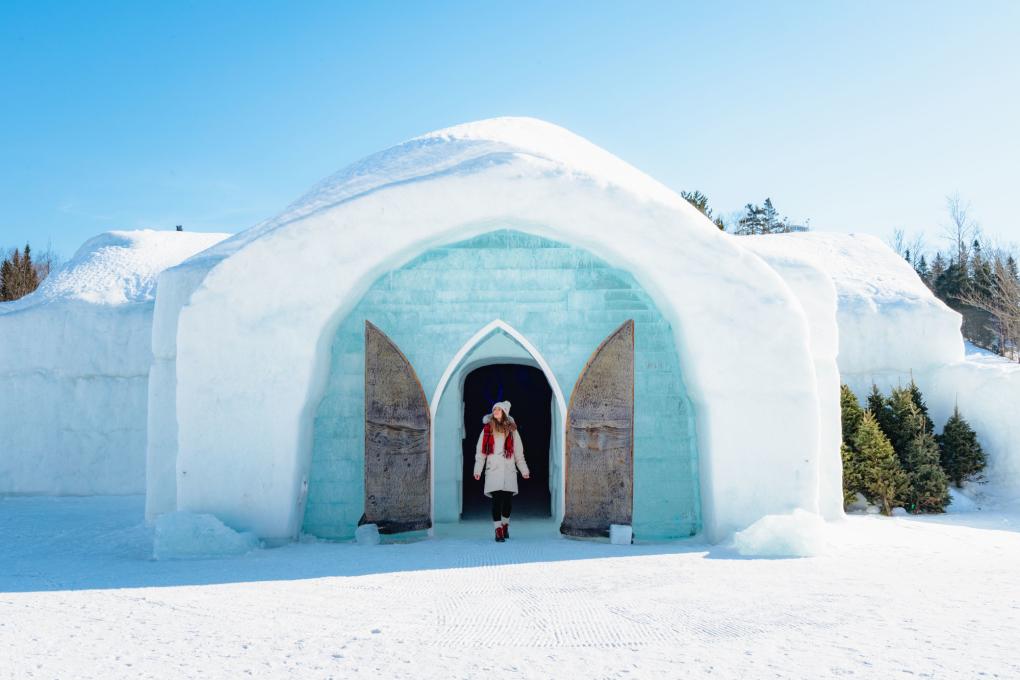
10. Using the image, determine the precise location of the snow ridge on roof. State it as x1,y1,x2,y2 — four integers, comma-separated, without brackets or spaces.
199,116,694,262
742,231,938,307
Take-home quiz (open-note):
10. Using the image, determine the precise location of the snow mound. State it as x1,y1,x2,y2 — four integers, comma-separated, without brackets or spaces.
355,523,380,546
731,508,829,558
153,511,261,560
947,486,980,513
1,229,228,311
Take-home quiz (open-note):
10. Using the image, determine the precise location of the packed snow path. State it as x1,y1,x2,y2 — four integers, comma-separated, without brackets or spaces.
2,496,1018,678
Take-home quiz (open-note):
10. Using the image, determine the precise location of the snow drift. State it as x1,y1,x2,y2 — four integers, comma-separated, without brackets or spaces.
731,508,830,557
0,230,229,495
153,511,261,559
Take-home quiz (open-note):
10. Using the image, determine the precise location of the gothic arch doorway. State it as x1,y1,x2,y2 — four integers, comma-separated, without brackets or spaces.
461,363,554,519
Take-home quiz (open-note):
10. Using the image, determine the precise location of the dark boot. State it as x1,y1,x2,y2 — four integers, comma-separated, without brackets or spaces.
502,522,510,540
495,526,505,542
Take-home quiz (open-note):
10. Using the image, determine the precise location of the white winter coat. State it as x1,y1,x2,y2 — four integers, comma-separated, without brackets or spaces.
473,416,529,497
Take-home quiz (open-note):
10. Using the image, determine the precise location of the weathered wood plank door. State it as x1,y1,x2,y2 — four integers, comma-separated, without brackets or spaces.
361,320,431,533
560,319,635,537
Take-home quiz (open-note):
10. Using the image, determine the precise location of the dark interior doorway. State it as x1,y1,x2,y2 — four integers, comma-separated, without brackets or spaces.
462,363,553,519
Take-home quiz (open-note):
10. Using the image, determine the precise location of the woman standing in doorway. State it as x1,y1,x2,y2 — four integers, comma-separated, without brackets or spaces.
474,400,529,542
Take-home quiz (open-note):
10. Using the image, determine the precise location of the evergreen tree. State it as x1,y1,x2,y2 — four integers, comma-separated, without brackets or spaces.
0,244,41,301
914,255,931,285
761,198,784,233
971,240,994,298
23,244,38,293
930,252,947,286
734,198,790,235
967,240,997,346
839,385,867,507
904,430,951,513
0,258,12,301
934,259,970,303
736,202,765,235
907,379,935,435
852,411,909,515
0,248,20,300
840,384,865,444
884,386,926,469
681,190,725,231
866,384,895,442
840,442,863,507
939,406,987,487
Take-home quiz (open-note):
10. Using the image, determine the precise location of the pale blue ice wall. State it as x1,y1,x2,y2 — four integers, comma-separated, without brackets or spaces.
303,229,700,539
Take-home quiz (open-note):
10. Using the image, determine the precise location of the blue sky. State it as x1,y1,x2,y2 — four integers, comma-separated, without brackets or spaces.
2,1,1017,259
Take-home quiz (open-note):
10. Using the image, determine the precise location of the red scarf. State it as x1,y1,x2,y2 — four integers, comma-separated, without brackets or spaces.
482,420,516,459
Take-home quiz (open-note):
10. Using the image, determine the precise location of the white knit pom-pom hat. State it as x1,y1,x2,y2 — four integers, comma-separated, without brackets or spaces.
491,400,511,415
482,400,513,424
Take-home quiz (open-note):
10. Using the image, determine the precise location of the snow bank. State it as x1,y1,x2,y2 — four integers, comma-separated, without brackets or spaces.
731,508,829,557
896,356,1020,498
0,230,229,495
153,116,826,543
153,511,260,559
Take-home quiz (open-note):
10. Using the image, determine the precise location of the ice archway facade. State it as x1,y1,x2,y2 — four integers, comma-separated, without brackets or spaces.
302,229,701,540
150,117,831,546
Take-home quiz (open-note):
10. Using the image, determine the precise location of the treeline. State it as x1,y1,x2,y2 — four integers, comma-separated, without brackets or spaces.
841,381,985,515
681,191,808,235
894,195,1020,362
0,243,59,302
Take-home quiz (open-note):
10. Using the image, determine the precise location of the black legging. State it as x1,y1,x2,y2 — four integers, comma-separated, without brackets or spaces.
491,490,513,521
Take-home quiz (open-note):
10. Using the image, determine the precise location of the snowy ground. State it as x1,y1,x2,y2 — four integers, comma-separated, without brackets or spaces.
2,495,1019,679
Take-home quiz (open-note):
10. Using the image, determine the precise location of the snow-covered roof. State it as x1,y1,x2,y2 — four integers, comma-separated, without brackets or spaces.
192,116,704,265
744,231,941,308
742,231,965,373
0,229,230,313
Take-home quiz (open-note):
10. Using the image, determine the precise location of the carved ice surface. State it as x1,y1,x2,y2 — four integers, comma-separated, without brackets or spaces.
305,230,700,541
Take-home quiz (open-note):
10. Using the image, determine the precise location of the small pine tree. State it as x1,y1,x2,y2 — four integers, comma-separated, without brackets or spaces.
839,385,868,507
867,384,896,445
681,190,725,231
907,380,935,435
939,406,987,487
840,384,864,444
904,430,951,513
884,386,926,469
930,252,947,282
914,255,931,285
0,258,12,300
840,442,863,507
853,411,909,515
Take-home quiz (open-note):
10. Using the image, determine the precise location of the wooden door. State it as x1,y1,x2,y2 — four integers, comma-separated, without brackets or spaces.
560,319,635,537
361,320,431,533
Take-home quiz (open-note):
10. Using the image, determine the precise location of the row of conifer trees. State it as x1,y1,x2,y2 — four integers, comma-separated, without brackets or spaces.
840,381,986,515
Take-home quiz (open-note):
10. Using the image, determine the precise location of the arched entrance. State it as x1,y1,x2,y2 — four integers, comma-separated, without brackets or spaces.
302,228,701,541
461,364,554,519
429,319,568,529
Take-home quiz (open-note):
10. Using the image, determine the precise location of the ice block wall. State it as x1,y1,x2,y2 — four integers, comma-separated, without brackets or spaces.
304,229,701,540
